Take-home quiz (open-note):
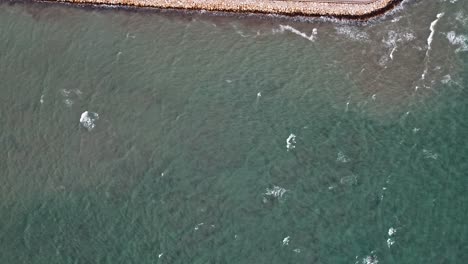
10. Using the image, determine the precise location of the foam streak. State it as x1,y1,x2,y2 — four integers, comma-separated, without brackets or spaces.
279,25,317,42
421,13,444,81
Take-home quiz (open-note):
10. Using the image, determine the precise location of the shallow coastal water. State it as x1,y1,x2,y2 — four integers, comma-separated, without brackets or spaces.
1,0,467,263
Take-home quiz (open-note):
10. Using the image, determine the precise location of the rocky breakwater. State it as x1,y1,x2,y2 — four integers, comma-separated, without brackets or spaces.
42,0,399,18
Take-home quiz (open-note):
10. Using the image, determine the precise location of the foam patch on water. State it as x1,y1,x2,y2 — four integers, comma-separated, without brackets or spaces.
276,25,317,42
282,236,290,246
446,31,468,52
422,149,439,160
161,169,169,177
61,89,72,97
232,24,259,38
61,88,82,107
337,151,351,163
340,175,358,185
441,74,452,84
64,98,73,107
194,222,204,231
381,30,416,63
286,133,296,151
80,111,99,131
265,186,287,200
455,11,468,26
335,26,369,42
387,238,395,248
386,227,397,248
391,16,402,23
361,254,379,264
234,28,248,38
125,32,136,39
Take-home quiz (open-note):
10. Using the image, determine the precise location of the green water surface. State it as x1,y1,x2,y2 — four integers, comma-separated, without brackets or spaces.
0,1,467,263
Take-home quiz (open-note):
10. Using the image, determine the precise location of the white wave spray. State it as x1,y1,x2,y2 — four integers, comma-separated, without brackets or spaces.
277,25,317,42
421,13,444,81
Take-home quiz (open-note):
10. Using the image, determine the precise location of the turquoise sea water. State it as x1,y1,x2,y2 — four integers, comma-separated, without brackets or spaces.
1,0,467,263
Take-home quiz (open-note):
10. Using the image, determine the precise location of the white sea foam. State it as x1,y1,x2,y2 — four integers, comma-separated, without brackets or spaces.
61,89,82,107
232,24,249,38
378,55,389,67
40,95,44,104
337,151,351,163
335,26,369,42
61,89,82,97
421,13,444,81
362,254,379,264
427,13,444,53
455,11,468,26
422,149,439,160
441,74,452,84
386,227,397,248
64,99,73,107
278,25,317,42
80,111,99,131
286,133,296,150
265,186,287,198
389,47,397,60
446,31,468,52
387,238,396,248
161,169,169,177
391,16,402,23
282,236,290,246
194,222,204,231
382,30,416,62
61,89,72,97
293,248,301,253
235,30,248,38
340,175,357,185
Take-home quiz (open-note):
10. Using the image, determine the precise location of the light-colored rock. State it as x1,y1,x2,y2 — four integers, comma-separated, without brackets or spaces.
43,0,397,18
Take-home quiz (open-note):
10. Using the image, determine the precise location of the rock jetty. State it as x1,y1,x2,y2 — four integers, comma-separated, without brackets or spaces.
43,0,399,18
